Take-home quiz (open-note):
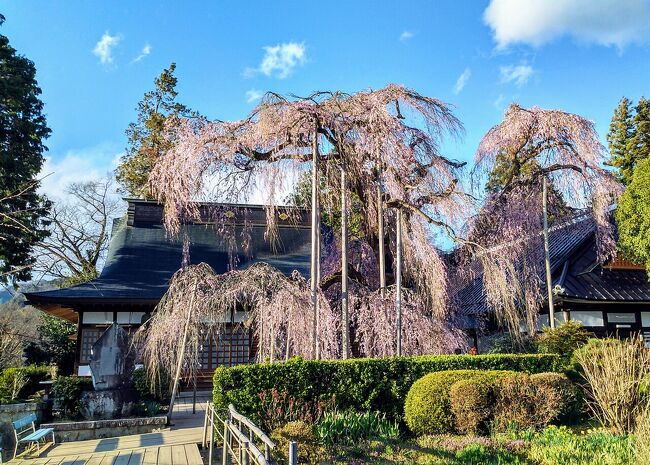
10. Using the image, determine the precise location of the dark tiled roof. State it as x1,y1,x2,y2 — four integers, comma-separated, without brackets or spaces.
560,242,650,302
25,201,311,305
455,214,650,319
456,215,596,314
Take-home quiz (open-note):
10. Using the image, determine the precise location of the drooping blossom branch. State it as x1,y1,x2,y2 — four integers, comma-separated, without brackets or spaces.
141,84,478,375
461,104,623,335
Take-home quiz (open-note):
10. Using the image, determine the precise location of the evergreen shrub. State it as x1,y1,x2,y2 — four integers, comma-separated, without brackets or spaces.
0,366,51,403
213,354,559,424
51,376,93,417
493,372,577,432
404,369,517,436
449,377,495,435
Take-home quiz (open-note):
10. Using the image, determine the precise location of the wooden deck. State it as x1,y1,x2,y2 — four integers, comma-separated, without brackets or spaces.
10,444,203,465
8,395,211,465
42,428,204,457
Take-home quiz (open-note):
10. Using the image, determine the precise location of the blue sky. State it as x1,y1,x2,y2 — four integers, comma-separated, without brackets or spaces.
2,0,650,199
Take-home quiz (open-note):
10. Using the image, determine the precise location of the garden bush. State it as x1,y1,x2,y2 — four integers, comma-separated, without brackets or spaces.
132,367,170,402
536,321,591,362
0,365,51,403
270,421,326,464
530,372,581,424
573,337,650,433
213,353,559,424
404,369,517,436
449,378,495,435
51,376,93,417
493,373,577,432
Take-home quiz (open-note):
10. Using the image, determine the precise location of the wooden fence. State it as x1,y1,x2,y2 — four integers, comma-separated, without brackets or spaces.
202,402,297,465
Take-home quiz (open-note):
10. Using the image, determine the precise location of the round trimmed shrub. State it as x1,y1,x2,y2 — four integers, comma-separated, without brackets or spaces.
450,378,495,435
404,369,516,436
493,372,578,432
530,372,581,424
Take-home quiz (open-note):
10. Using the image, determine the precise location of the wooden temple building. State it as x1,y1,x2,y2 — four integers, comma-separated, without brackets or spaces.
459,215,650,347
24,200,650,378
24,199,311,377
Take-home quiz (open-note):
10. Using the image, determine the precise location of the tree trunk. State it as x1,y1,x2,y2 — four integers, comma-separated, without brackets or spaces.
377,181,386,298
542,176,555,329
310,126,319,360
341,168,350,359
395,208,403,357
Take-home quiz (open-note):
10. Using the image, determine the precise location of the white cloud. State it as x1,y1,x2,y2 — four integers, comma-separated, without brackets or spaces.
245,89,264,103
246,42,307,79
132,43,152,63
494,94,505,109
39,144,123,200
453,68,471,94
500,64,534,86
399,31,414,42
93,32,122,66
484,0,650,49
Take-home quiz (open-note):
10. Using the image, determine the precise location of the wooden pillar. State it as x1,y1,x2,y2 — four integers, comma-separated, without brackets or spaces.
542,176,555,329
341,168,350,359
377,181,386,298
310,126,320,360
395,208,403,356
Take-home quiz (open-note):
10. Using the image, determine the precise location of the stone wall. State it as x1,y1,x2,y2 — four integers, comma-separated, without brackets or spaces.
0,402,47,461
41,416,167,442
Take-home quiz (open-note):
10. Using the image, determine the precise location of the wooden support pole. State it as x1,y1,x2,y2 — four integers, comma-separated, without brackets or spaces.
542,176,556,329
377,181,386,298
316,184,322,361
341,168,350,359
396,208,403,357
167,282,197,423
310,126,319,360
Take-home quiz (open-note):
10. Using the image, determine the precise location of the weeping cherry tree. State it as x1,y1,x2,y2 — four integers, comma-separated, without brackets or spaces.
465,104,622,335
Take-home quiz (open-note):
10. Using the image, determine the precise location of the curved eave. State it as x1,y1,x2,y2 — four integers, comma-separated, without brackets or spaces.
24,293,159,323
558,296,650,305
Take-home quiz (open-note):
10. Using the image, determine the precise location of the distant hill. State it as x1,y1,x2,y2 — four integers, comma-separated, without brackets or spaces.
0,279,65,306
0,288,14,303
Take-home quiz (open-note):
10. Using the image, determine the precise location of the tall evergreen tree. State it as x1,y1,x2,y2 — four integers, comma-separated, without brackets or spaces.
607,97,636,185
0,14,51,284
116,63,197,198
615,157,650,278
629,97,650,166
606,96,650,185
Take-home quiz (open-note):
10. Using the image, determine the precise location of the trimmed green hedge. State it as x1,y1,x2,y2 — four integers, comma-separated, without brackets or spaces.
213,354,561,423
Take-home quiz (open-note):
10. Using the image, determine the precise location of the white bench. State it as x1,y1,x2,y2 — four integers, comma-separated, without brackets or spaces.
11,413,55,459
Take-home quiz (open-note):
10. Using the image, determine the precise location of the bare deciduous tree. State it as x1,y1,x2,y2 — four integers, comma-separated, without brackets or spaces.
33,178,123,286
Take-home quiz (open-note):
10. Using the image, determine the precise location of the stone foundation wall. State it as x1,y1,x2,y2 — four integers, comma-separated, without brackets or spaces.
41,416,168,442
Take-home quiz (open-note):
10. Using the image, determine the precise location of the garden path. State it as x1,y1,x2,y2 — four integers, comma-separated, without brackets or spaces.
8,392,212,465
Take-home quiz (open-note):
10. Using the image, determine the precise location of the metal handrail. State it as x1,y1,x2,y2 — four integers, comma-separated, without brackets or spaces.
203,401,296,465
228,404,276,453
